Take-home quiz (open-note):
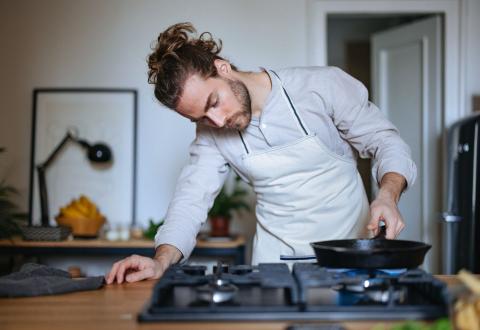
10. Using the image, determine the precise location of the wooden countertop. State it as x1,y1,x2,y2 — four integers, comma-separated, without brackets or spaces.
0,275,459,330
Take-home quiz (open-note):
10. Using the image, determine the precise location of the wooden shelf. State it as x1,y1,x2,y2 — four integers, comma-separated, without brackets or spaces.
0,235,245,249
0,235,246,264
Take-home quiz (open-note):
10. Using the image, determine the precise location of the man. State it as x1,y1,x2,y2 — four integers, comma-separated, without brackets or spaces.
106,22,416,284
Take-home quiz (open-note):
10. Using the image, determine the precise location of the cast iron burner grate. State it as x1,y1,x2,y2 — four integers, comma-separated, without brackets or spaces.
138,263,450,322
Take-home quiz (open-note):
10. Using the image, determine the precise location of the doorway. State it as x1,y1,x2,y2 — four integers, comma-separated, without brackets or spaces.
327,14,430,202
326,14,443,273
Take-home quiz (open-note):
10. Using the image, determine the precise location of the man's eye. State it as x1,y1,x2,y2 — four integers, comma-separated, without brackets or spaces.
192,116,209,125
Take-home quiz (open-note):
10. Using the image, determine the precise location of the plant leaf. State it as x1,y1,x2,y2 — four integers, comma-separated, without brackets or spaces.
0,157,26,238
208,176,250,218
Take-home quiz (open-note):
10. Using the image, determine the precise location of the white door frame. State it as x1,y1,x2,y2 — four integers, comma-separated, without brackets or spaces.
307,0,465,126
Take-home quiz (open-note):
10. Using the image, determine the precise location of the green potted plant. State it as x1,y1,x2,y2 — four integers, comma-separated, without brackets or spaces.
0,148,27,239
208,176,250,237
143,218,165,240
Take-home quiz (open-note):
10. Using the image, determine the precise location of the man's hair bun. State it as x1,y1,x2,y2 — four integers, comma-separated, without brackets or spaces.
147,22,233,109
148,22,222,85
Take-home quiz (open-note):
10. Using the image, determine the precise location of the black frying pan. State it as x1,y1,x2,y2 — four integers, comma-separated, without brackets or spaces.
310,227,431,269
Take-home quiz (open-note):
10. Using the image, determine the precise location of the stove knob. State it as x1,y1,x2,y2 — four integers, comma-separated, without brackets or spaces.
182,265,206,276
230,265,253,275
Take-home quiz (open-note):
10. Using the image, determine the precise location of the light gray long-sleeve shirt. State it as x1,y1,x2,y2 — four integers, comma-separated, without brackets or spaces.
154,66,417,259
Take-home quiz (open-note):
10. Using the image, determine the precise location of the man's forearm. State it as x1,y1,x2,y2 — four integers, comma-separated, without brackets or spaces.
377,172,407,203
154,244,183,264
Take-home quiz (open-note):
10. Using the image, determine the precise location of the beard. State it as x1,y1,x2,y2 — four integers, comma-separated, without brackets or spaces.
224,78,252,130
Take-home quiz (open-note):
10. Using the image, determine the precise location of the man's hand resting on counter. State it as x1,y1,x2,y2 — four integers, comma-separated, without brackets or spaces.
105,244,182,284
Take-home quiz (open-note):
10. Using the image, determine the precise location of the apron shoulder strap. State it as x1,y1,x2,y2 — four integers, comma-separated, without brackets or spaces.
270,70,309,136
238,69,311,155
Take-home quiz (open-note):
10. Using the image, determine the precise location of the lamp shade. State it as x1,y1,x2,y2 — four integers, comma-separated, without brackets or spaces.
87,143,112,163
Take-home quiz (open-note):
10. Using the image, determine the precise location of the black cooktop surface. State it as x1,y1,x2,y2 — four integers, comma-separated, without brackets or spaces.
138,262,450,322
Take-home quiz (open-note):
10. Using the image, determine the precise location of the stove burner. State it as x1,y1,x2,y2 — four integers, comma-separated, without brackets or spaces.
364,286,406,304
196,261,239,303
213,263,229,274
334,268,408,304
339,277,386,293
196,278,239,303
339,282,407,304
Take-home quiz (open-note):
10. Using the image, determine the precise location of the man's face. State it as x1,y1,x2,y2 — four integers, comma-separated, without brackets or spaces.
176,74,252,130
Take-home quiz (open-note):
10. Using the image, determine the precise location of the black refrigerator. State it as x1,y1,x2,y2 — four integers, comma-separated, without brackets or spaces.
442,113,480,274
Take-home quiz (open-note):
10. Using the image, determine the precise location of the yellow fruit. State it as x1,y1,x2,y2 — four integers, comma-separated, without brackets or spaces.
71,200,90,216
79,195,91,205
60,206,85,219
79,195,101,219
56,195,105,223
87,203,97,218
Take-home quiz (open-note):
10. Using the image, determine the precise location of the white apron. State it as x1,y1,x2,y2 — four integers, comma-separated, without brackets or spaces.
240,70,370,265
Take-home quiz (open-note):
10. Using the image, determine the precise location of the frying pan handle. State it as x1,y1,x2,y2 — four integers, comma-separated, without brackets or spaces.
373,224,387,239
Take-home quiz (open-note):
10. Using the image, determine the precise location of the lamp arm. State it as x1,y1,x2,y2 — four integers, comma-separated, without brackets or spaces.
36,132,82,226
40,133,76,169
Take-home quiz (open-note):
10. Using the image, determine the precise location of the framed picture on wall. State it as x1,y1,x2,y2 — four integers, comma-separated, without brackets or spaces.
28,88,137,229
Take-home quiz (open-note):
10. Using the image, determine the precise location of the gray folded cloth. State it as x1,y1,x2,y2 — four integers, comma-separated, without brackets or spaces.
0,263,104,297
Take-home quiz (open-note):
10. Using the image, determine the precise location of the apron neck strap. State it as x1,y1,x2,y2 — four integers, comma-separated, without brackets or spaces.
238,70,310,155
270,70,309,136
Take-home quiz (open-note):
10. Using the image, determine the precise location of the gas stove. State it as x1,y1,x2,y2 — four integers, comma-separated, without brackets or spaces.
138,262,449,322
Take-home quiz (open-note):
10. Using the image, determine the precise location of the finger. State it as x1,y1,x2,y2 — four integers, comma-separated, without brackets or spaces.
394,219,405,238
116,256,140,284
106,260,122,284
383,214,397,239
366,217,378,231
126,268,155,283
366,222,377,232
368,208,383,235
116,257,140,284
386,225,396,239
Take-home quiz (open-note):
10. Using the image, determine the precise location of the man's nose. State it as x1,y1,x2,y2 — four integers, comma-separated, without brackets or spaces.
206,108,226,127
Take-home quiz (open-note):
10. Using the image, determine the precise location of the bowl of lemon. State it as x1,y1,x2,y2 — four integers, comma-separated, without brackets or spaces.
55,195,106,238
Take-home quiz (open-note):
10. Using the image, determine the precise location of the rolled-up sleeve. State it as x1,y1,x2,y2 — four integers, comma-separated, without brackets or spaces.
154,124,230,260
327,67,417,188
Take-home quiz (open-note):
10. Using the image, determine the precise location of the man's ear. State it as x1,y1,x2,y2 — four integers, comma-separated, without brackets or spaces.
214,59,232,77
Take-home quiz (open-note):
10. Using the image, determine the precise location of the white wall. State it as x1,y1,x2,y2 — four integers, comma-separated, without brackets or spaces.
0,0,307,230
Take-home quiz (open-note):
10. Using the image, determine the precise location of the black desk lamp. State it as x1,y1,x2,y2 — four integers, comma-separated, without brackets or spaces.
24,131,112,241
